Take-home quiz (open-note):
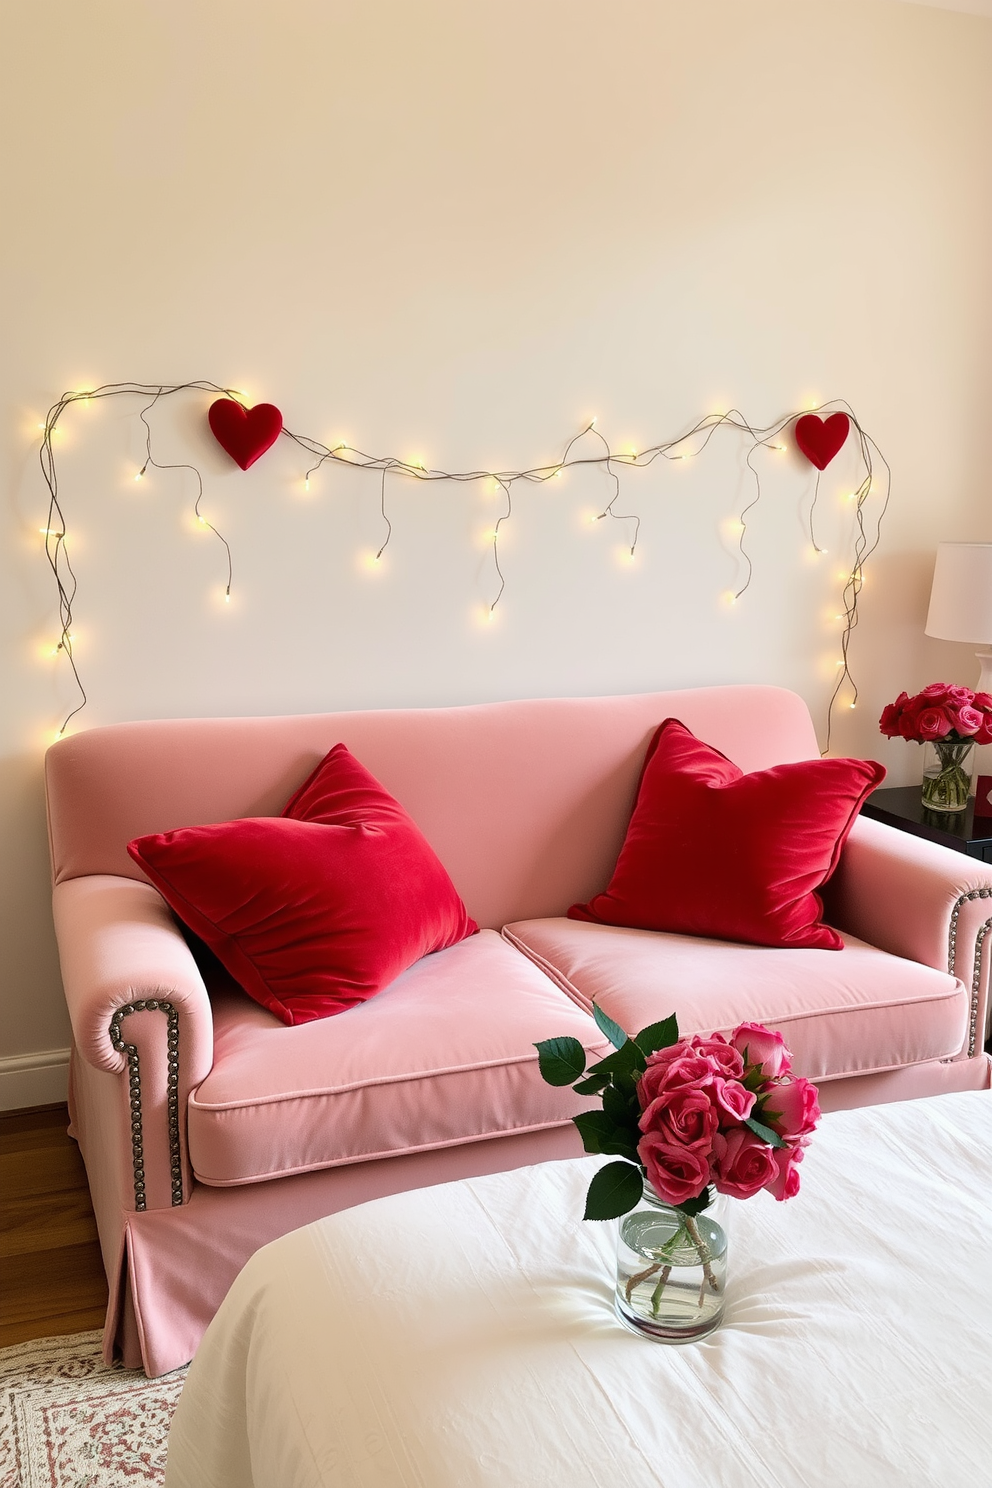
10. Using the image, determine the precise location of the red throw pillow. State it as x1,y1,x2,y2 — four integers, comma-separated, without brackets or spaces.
128,745,478,1025
569,719,885,950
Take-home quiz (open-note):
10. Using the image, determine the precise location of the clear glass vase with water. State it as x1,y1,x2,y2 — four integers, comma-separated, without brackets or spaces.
615,1183,729,1343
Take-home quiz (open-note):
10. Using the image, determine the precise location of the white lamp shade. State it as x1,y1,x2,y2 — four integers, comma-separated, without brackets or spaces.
925,543,992,644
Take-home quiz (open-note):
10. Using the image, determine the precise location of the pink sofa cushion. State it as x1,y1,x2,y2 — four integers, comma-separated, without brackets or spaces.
570,719,885,950
186,930,608,1186
503,919,968,1082
128,745,477,1026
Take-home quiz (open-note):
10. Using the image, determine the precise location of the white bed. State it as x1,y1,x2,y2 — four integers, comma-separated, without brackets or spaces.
166,1090,992,1488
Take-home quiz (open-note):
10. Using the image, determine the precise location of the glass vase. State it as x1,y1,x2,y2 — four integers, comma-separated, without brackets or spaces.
615,1183,729,1343
921,737,975,813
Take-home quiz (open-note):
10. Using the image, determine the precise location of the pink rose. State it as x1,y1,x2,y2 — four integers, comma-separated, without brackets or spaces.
950,704,985,737
711,1128,778,1200
711,1076,756,1124
640,1085,719,1150
690,1034,745,1080
637,1132,711,1204
976,717,992,746
636,1049,713,1110
973,691,992,710
915,707,953,741
764,1143,804,1202
919,682,969,703
730,1022,792,1080
760,1076,820,1143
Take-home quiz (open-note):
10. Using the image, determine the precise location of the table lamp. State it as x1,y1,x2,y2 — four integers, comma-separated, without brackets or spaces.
925,542,992,693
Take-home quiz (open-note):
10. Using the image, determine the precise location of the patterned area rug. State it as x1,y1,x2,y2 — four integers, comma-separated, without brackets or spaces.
0,1332,187,1487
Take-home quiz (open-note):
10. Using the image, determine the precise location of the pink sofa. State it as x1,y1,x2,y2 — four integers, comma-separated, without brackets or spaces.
46,686,992,1376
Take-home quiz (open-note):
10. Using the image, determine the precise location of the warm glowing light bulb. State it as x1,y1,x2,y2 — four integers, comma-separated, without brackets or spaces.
304,476,310,492
224,592,231,604
849,702,856,710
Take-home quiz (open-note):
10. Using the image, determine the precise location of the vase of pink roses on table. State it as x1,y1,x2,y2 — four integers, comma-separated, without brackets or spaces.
536,1008,820,1343
879,683,992,813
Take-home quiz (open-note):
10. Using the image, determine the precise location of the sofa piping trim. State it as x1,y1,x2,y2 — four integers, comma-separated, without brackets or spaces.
108,1000,183,1210
947,889,992,1057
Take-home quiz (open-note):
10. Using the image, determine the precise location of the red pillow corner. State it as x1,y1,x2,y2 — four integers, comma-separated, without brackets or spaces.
568,717,884,951
128,744,477,1026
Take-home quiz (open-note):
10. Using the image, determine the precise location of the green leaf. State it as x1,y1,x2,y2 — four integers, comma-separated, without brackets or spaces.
573,1111,640,1162
744,1114,787,1150
533,1037,587,1087
675,1185,715,1218
583,1161,645,1221
634,1015,679,1057
587,1038,647,1082
592,1002,628,1050
602,1081,638,1128
573,1070,611,1096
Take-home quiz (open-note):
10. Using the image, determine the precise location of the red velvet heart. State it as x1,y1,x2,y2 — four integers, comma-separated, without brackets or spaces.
794,412,850,470
208,398,283,470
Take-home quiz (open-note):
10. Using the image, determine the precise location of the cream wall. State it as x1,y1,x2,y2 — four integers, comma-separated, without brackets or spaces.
1,0,990,1099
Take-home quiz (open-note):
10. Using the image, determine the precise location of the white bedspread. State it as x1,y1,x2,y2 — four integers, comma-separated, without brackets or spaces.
166,1090,992,1488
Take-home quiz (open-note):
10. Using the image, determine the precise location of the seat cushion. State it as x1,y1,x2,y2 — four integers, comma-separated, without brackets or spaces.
188,930,607,1186
503,918,968,1082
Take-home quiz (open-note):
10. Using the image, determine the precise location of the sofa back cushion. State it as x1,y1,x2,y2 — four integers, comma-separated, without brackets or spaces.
45,686,820,930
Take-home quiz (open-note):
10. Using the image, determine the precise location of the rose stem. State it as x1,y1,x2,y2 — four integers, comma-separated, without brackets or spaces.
625,1263,662,1303
685,1215,720,1292
650,1265,673,1318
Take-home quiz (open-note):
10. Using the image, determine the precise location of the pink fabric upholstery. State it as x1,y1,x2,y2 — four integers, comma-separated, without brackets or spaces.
45,687,819,930
503,918,969,1081
188,931,608,1186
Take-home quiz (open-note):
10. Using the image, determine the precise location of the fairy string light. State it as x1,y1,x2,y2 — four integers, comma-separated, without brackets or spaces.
37,383,888,746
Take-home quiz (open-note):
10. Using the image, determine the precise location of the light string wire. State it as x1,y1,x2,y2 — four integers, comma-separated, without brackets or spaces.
39,379,240,732
38,384,887,747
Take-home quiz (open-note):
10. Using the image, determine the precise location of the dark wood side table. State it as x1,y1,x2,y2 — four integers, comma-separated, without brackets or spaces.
860,786,992,864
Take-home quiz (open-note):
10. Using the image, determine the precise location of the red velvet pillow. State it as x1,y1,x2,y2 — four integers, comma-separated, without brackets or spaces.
569,719,885,950
128,745,478,1025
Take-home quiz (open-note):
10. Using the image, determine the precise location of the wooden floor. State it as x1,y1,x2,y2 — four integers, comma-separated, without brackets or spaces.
0,1103,107,1348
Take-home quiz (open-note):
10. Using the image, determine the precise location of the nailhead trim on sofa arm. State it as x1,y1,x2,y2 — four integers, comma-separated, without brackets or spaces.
108,1000,183,1210
947,889,992,1057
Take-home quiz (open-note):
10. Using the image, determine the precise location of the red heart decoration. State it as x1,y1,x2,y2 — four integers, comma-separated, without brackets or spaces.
793,412,850,471
208,398,283,470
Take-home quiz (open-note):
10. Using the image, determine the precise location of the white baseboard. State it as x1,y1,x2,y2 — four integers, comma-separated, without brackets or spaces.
0,1048,70,1111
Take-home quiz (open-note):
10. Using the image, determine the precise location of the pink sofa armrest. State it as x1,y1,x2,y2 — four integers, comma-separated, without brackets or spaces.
53,874,215,1209
825,815,992,1058
54,875,214,1076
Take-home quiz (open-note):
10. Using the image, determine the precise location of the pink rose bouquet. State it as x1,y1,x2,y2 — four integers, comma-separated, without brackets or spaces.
535,1008,820,1223
879,683,992,746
